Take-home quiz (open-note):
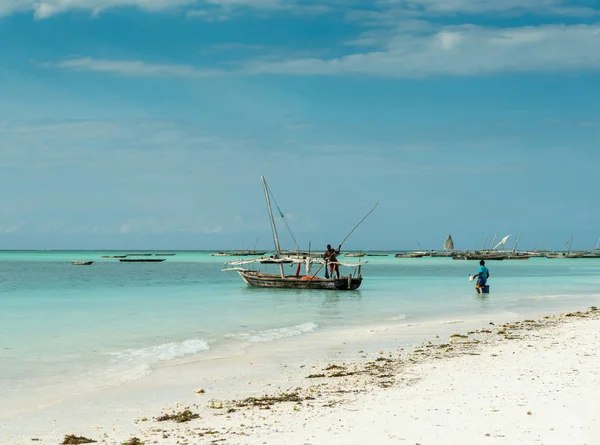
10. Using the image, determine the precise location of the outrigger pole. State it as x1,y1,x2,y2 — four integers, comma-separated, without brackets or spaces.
262,175,285,278
303,202,379,288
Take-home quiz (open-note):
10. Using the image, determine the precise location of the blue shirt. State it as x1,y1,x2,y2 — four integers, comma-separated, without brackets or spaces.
478,265,489,282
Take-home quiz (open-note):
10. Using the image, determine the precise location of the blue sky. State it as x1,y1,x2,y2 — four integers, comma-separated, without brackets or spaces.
0,0,599,251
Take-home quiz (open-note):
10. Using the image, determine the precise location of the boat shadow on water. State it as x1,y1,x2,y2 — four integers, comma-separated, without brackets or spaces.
241,286,363,299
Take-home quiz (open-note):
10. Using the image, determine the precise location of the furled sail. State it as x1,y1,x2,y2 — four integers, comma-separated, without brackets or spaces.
444,235,454,251
493,234,511,250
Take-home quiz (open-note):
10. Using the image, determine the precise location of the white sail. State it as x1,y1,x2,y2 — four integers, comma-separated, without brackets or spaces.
493,234,511,250
443,235,454,251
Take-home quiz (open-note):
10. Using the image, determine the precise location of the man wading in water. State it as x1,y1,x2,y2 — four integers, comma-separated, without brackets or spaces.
472,260,490,294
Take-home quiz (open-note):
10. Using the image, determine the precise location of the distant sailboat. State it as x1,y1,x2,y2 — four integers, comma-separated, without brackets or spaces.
493,234,511,250
444,234,454,251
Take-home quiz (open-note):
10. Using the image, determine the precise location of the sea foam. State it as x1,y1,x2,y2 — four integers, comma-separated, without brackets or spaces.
228,322,318,343
117,338,211,363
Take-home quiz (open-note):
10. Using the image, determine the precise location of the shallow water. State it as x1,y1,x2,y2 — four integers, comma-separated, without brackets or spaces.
2,251,599,411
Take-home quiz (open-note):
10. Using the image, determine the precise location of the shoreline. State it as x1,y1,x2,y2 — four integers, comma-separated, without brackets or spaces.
3,304,600,444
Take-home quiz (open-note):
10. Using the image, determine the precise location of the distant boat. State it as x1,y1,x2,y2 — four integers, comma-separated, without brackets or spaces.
505,233,530,260
100,255,126,258
395,252,425,258
72,261,93,265
119,258,166,263
544,236,583,258
155,253,176,256
343,253,366,257
444,234,454,252
366,253,388,257
452,252,506,261
126,253,153,257
210,250,267,257
430,251,453,257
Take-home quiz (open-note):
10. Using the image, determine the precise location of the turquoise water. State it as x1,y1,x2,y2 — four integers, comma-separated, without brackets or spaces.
2,251,600,410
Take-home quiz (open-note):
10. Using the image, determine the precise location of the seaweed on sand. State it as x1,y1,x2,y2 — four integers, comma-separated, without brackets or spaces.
234,391,307,408
155,409,200,423
61,435,96,444
122,438,144,445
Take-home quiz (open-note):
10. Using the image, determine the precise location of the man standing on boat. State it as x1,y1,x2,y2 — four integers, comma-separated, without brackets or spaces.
473,260,490,294
324,244,341,279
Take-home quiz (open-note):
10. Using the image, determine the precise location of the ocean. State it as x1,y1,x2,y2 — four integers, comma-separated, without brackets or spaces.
2,251,600,415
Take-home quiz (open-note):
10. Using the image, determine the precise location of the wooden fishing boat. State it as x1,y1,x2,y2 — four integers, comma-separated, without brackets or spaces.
211,250,267,257
222,176,374,291
395,252,425,258
452,252,506,261
71,261,93,265
100,255,126,258
119,258,166,263
236,269,362,290
342,253,366,257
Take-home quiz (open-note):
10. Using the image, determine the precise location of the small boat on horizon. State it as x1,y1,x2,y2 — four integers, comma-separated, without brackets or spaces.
211,250,267,257
71,261,93,265
395,252,426,258
119,258,166,263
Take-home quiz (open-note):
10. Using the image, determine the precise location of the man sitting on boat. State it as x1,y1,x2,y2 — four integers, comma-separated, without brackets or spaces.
324,244,341,279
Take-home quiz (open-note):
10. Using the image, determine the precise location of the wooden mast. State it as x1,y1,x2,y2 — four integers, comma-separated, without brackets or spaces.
261,175,285,278
512,232,522,254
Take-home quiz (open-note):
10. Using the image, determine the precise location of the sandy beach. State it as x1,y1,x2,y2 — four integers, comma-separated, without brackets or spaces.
3,305,600,445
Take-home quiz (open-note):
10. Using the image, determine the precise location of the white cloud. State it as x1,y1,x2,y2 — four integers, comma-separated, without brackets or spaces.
0,0,200,18
43,22,600,78
0,0,333,18
44,57,222,77
374,0,599,16
240,24,600,77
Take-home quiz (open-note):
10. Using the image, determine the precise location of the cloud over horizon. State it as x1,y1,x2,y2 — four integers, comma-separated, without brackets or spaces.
45,23,600,78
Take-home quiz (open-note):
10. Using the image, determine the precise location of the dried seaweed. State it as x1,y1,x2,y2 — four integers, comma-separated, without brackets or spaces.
61,435,96,444
155,409,200,423
235,391,304,408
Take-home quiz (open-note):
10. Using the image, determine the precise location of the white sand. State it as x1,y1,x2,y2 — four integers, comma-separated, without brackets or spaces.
3,308,600,445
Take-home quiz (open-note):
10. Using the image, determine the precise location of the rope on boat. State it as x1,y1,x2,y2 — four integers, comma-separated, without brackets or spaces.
265,182,300,252
302,202,379,288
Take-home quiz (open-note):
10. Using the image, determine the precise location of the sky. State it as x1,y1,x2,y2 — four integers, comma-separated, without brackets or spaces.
0,0,599,251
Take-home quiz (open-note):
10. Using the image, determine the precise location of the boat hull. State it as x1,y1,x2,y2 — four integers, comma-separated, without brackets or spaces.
238,270,362,290
119,259,166,263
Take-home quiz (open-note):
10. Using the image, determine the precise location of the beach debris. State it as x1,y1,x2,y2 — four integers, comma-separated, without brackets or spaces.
306,373,326,378
209,400,224,409
121,438,144,445
155,409,200,423
449,334,468,339
234,391,306,408
61,435,96,444
31,439,40,442
527,411,532,415
194,388,206,394
324,364,344,371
